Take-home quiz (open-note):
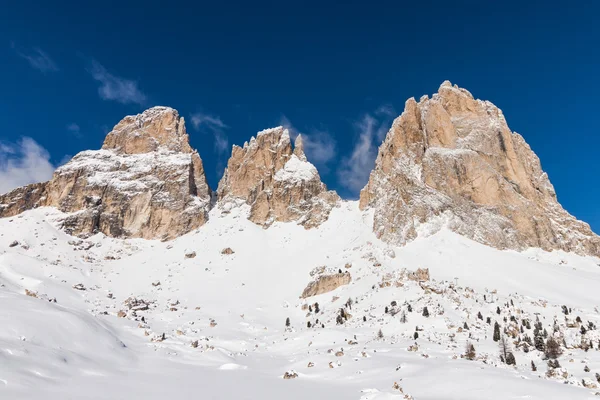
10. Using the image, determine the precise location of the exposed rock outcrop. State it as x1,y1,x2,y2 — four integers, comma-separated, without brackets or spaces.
360,81,600,256
0,107,212,240
301,272,351,298
217,127,339,228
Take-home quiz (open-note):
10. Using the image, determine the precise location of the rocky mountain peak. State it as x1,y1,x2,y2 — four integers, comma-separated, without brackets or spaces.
293,134,307,161
360,81,600,256
0,106,212,240
102,106,193,155
218,126,339,228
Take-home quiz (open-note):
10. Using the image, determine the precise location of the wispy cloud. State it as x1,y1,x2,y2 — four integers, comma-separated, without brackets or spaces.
0,138,56,195
190,112,229,154
12,44,58,73
337,109,395,194
88,61,147,105
66,123,82,138
280,116,337,172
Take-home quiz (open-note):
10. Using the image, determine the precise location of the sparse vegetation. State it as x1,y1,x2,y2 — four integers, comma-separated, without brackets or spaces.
465,341,476,360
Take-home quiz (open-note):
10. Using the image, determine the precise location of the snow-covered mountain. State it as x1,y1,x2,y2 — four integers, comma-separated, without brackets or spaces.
360,81,600,256
1,83,600,399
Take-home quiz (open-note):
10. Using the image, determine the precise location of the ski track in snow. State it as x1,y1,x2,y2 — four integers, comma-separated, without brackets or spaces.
1,203,600,399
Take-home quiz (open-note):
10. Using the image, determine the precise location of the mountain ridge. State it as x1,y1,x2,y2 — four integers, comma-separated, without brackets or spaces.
1,82,598,256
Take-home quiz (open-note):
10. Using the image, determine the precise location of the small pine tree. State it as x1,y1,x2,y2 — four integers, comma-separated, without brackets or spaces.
505,352,516,365
363,315,367,322
581,325,587,335
493,321,501,342
531,361,537,371
377,329,384,339
534,334,545,352
525,320,531,330
413,331,419,340
543,328,548,338
496,306,501,315
422,307,429,317
547,359,560,369
407,303,413,312
596,372,600,383
308,305,312,312
465,341,476,360
307,321,311,328
285,317,290,327
584,365,590,372
499,335,509,359
545,337,562,359
463,322,469,330
314,302,320,313
576,316,582,323
510,299,514,307
385,306,389,314
486,316,491,324
499,335,515,365
477,311,483,320
400,311,407,324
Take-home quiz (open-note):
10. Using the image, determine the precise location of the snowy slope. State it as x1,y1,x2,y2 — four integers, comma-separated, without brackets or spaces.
1,202,600,399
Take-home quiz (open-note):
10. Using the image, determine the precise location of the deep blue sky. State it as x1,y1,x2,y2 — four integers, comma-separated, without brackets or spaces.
1,1,599,232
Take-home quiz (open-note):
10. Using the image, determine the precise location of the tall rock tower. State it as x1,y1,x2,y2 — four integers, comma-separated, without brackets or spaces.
360,81,600,256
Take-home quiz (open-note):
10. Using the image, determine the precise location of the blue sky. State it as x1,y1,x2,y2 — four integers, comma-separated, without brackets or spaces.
1,1,599,232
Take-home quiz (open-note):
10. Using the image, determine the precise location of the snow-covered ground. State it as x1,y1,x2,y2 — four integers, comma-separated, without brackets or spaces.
2,202,600,399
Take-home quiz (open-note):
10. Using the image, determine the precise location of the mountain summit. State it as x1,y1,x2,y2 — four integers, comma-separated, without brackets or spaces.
360,81,600,256
217,126,339,228
0,107,212,240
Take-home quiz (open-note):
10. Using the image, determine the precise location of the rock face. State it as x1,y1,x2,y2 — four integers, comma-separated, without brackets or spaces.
0,107,212,240
301,272,352,298
217,127,339,228
360,81,600,256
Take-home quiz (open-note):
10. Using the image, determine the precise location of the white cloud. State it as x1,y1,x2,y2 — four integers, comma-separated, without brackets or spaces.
0,138,56,195
190,112,229,154
88,61,147,105
66,123,81,137
337,110,394,194
14,45,58,73
280,116,337,170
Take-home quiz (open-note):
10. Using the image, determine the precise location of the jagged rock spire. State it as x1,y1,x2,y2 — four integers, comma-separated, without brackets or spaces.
218,127,339,228
360,81,600,256
0,107,212,240
293,134,307,161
